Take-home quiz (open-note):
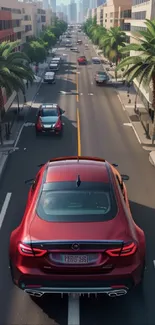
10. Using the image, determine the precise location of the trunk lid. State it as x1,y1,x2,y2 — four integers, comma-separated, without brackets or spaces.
28,213,137,273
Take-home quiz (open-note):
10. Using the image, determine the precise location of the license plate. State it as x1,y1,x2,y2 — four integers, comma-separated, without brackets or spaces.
43,125,51,129
63,255,89,264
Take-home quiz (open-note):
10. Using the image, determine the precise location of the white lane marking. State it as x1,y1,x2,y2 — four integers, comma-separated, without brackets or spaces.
91,81,93,85
117,94,125,110
13,123,25,148
123,123,132,127
0,193,12,229
24,122,35,127
153,260,155,267
88,93,93,95
68,295,80,325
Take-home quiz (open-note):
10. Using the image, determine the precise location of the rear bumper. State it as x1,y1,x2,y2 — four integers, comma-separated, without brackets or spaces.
35,127,62,134
11,263,143,296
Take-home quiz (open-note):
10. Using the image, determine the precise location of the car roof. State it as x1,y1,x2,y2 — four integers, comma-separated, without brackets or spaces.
52,57,61,60
41,103,58,110
92,57,100,60
96,71,106,74
45,158,110,183
50,63,58,66
45,72,55,76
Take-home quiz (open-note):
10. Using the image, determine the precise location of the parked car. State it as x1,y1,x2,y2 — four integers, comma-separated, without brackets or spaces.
44,71,56,84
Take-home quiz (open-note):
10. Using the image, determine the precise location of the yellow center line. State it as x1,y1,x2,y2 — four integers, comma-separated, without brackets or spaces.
76,72,79,102
77,107,81,156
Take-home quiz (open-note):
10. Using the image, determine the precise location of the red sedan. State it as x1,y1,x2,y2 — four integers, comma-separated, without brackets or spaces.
77,56,87,65
35,103,64,136
9,156,145,298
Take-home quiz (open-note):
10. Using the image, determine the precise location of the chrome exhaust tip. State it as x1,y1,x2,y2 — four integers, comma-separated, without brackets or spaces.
108,289,128,297
24,289,44,297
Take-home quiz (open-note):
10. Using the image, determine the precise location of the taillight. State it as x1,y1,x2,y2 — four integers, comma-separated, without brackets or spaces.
18,242,47,257
54,119,61,129
37,117,43,130
106,242,137,257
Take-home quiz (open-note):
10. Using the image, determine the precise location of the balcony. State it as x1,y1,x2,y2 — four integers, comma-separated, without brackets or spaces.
13,25,25,33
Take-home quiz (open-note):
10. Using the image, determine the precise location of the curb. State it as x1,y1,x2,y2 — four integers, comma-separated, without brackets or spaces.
0,68,46,183
116,90,141,144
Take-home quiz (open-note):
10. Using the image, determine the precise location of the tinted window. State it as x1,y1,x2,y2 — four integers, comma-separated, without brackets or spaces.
36,181,118,223
41,108,58,116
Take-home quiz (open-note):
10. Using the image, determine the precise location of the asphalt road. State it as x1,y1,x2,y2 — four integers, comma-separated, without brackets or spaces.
0,30,155,325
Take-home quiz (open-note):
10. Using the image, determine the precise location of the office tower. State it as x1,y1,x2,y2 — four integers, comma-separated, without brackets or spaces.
50,0,56,12
69,0,77,23
43,0,49,9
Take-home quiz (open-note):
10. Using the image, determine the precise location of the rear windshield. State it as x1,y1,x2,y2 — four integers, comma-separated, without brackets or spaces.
36,181,118,222
41,108,58,116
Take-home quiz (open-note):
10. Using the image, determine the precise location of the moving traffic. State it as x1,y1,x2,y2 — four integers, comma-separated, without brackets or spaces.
0,26,155,325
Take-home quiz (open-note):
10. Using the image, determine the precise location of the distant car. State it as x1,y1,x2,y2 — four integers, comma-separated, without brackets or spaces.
44,72,56,84
49,63,59,72
35,103,64,136
92,57,101,64
50,57,61,64
77,40,82,45
9,156,146,298
70,47,79,52
95,71,110,85
77,56,87,65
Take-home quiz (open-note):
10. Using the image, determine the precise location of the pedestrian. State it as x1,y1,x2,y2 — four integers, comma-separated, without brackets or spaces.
26,80,29,89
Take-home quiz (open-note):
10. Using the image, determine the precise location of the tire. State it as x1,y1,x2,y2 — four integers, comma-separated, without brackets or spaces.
35,129,40,136
9,260,16,285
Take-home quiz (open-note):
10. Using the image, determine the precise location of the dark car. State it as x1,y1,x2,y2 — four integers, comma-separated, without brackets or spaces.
95,71,110,85
9,156,145,298
35,103,64,136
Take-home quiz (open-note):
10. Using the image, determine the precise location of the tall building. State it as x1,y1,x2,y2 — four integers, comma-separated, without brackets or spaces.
50,0,56,13
82,0,90,21
43,0,49,9
97,0,106,6
69,0,77,23
90,0,97,9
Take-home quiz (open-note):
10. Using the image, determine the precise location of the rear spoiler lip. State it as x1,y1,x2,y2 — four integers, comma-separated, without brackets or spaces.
24,239,126,251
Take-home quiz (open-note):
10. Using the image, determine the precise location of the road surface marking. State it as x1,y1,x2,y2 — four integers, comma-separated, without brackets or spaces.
117,94,125,110
123,123,132,127
13,123,25,148
77,108,81,156
68,295,80,325
0,193,12,229
76,72,79,102
153,260,155,267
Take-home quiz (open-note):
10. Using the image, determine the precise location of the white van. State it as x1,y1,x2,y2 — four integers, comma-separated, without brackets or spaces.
44,71,56,83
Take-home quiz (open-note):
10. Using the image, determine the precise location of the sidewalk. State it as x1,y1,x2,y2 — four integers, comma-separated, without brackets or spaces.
0,60,49,179
93,44,155,152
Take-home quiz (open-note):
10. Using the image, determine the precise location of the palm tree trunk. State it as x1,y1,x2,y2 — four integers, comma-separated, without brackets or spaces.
0,88,4,145
152,76,155,144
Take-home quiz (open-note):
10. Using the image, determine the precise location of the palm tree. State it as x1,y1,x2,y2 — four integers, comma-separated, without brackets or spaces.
101,27,127,71
116,19,155,142
0,41,34,144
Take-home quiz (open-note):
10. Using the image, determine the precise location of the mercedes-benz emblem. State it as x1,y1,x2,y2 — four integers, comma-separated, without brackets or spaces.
71,243,80,251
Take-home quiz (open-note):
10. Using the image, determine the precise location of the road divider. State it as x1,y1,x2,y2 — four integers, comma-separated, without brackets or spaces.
77,108,81,156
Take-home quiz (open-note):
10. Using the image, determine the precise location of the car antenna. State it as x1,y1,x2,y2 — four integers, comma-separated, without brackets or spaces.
76,175,81,187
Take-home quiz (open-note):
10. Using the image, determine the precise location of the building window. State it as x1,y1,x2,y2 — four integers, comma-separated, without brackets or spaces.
131,25,147,31
132,11,146,19
105,19,107,22
110,19,113,23
105,13,107,17
110,12,113,17
121,10,131,18
132,0,149,4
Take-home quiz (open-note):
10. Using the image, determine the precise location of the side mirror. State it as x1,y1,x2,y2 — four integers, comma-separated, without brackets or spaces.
25,178,34,185
112,163,118,167
60,108,65,115
121,174,129,181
